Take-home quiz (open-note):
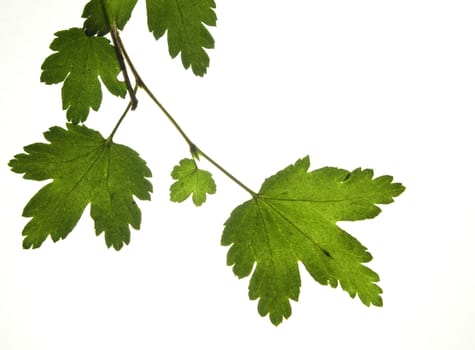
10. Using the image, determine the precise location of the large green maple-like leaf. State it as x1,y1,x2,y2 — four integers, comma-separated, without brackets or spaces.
170,158,216,206
40,28,126,123
146,0,217,76
222,156,404,325
82,0,139,36
9,124,152,250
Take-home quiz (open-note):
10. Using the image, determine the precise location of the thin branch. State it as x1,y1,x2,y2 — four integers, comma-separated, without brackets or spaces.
198,149,257,197
110,25,138,109
114,32,257,197
115,33,144,87
107,85,139,141
98,0,138,108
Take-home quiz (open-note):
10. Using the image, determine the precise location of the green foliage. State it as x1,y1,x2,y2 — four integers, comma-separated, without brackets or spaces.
170,158,216,206
146,0,217,76
82,0,138,35
222,157,405,325
40,28,126,123
10,0,405,326
9,124,152,250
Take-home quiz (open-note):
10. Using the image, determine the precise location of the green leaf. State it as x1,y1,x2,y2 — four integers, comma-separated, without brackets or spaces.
170,158,216,206
222,156,405,325
40,28,126,123
146,0,217,76
82,0,139,36
9,124,153,250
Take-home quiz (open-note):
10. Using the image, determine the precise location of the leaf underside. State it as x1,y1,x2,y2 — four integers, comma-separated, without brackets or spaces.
9,124,153,250
82,0,139,36
146,0,217,76
40,28,126,123
222,156,405,325
170,158,216,206
24,1,406,328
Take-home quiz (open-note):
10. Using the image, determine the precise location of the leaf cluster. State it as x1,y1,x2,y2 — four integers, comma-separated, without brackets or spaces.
41,0,217,123
9,0,405,326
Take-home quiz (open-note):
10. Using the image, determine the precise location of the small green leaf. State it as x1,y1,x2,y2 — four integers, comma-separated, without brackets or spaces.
222,156,404,325
146,0,217,76
170,158,216,206
82,0,139,36
40,28,126,123
9,124,153,250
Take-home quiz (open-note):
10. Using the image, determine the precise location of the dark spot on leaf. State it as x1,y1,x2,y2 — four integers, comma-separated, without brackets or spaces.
321,248,332,258
341,172,351,182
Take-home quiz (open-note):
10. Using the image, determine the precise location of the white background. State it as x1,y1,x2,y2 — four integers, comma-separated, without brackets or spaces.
1,1,475,349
